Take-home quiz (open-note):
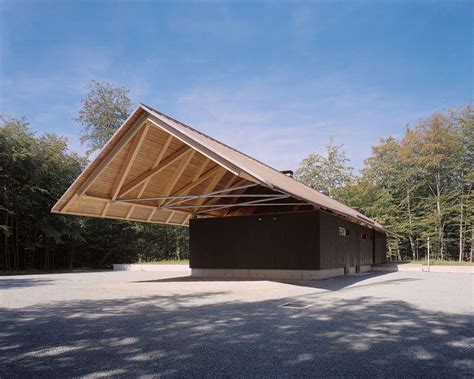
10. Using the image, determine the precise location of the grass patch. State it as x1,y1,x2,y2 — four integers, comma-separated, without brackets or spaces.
403,259,474,266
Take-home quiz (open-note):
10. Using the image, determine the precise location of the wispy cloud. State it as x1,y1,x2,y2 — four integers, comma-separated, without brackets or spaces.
172,73,429,171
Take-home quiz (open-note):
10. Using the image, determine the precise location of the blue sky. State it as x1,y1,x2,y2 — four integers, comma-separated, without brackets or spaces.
1,1,472,171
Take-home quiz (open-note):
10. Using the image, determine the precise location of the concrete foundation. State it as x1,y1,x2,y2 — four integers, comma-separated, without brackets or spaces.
191,267,345,280
113,264,190,272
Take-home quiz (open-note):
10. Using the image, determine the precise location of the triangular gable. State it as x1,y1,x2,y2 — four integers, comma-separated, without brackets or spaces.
52,104,391,235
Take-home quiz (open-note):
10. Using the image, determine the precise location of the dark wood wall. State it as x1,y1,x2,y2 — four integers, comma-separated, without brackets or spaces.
189,209,386,270
374,231,387,264
318,211,375,269
190,211,319,269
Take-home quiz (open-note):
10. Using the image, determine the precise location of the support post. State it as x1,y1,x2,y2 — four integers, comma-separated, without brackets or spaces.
427,236,430,272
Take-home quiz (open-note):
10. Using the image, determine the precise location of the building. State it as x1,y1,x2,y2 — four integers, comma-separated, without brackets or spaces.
52,104,391,280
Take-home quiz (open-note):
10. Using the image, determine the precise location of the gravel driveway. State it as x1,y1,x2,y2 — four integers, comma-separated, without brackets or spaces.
1,270,472,377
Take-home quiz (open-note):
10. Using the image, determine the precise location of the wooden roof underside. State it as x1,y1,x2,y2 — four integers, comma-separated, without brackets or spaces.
52,113,313,226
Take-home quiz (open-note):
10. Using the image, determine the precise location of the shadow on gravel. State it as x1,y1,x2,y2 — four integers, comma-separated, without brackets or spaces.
0,278,55,289
133,272,414,292
1,291,472,377
276,273,421,291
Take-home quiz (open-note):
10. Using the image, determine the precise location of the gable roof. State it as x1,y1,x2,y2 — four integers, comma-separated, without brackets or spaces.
52,103,391,235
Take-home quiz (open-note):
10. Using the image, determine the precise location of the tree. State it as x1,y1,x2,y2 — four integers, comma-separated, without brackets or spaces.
296,138,353,197
411,113,460,260
0,115,86,270
330,104,473,262
75,80,132,155
448,105,474,261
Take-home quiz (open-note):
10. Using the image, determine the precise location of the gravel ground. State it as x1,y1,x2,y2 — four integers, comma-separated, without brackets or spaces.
0,270,472,378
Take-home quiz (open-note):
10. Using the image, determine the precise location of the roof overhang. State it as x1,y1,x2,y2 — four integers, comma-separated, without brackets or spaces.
52,104,395,236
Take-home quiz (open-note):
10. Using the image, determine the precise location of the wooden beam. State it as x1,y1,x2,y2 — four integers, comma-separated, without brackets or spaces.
163,164,221,206
125,134,173,218
146,113,242,177
152,150,195,223
222,184,250,217
145,149,195,222
165,211,175,224
118,145,191,197
61,209,188,226
229,185,266,217
161,150,195,204
146,208,156,222
200,176,242,207
101,202,111,217
171,158,212,196
111,123,150,200
125,206,134,220
76,114,148,198
188,168,227,213
179,167,228,225
83,194,190,215
138,134,173,197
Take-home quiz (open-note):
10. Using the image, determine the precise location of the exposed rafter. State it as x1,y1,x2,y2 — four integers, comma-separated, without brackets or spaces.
101,202,111,217
83,195,189,215
73,113,148,201
179,167,227,224
163,164,221,206
121,194,285,203
148,149,195,222
111,123,150,200
125,134,173,219
195,194,289,213
118,145,191,197
52,104,392,235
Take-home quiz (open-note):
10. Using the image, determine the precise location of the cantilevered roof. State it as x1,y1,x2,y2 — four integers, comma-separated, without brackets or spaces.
52,103,390,234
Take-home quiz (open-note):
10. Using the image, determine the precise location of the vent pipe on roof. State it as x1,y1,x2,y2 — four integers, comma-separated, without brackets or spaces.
280,170,294,178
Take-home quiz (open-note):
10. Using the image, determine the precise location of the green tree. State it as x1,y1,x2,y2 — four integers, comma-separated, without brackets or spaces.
296,138,353,197
411,113,461,260
332,104,473,262
75,80,132,155
448,105,474,261
0,115,86,269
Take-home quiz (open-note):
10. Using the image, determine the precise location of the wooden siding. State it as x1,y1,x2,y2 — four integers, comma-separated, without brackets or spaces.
190,211,319,270
190,209,387,271
319,210,386,269
374,231,387,264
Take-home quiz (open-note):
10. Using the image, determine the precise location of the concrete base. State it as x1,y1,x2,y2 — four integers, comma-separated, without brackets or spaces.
422,265,473,273
191,268,345,280
372,264,473,273
113,264,190,272
372,263,422,272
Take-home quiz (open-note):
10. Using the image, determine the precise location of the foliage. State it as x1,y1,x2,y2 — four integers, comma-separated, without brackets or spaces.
1,77,471,270
75,80,132,156
295,138,353,196
0,86,188,270
297,104,473,262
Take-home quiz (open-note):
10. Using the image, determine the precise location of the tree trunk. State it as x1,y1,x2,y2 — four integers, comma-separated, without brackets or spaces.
459,193,464,262
31,223,38,269
471,226,473,263
436,190,443,260
3,213,9,270
69,245,75,270
11,216,18,270
432,172,444,260
406,187,416,260
15,218,20,270
44,240,50,270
